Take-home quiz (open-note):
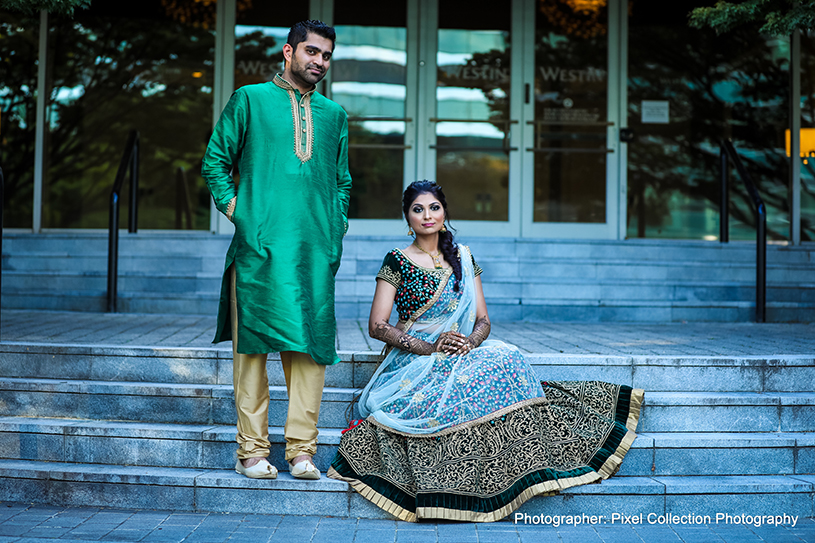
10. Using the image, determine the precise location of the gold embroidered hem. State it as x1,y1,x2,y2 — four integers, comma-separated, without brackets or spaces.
627,387,645,431
329,380,644,522
327,466,417,522
273,74,315,163
226,196,236,222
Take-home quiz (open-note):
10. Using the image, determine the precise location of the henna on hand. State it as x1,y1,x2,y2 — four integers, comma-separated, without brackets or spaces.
434,331,467,355
465,316,491,350
371,321,434,355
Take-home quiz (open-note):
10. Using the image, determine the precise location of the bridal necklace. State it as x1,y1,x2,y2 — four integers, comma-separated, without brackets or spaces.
413,241,443,269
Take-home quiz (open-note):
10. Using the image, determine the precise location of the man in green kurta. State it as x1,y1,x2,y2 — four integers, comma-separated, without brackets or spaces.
202,20,352,480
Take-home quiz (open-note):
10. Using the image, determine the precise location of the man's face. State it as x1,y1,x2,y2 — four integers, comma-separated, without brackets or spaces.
287,32,333,87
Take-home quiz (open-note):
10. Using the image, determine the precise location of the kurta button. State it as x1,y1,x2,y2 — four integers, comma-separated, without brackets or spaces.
302,128,306,132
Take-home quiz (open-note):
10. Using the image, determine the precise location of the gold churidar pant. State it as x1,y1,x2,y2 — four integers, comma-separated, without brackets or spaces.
230,266,326,461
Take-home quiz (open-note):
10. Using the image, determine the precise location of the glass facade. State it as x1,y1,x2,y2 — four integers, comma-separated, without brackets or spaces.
333,3,407,220
234,3,306,89
43,0,215,229
435,4,511,221
0,11,38,228
627,1,790,241
533,0,608,223
1,0,811,242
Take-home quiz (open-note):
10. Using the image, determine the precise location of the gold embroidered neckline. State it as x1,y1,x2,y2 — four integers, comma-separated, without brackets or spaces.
395,248,451,272
273,73,316,96
273,74,315,164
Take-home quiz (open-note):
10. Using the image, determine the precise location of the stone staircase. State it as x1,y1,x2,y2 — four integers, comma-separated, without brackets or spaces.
1,340,814,518
3,232,815,322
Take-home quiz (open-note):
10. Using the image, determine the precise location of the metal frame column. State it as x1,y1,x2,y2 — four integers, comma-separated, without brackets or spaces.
33,9,48,233
615,0,628,240
210,0,236,234
790,28,801,245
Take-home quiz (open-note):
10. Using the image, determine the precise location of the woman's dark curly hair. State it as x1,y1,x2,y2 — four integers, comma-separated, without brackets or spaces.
402,180,461,291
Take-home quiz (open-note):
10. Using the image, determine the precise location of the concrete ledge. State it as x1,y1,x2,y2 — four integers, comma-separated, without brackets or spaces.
3,342,815,392
2,460,813,518
2,420,815,476
4,379,815,431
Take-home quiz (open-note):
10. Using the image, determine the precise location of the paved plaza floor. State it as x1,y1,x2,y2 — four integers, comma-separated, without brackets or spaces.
2,310,814,541
0,503,812,543
1,309,813,356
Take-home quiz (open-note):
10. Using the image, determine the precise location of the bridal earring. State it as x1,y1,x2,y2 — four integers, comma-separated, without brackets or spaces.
408,227,414,236
440,224,447,233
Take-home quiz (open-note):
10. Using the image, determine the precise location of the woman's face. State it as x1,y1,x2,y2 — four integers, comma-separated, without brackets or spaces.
407,192,445,236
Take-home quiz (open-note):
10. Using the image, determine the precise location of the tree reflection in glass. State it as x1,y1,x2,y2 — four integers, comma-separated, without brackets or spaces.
332,3,407,220
43,0,215,229
0,11,38,228
627,1,791,241
533,0,608,223
436,4,511,222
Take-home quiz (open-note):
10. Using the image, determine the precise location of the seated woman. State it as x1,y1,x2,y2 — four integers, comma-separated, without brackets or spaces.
328,181,644,522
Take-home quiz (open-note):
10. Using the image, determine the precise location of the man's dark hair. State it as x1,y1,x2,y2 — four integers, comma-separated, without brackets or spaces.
287,20,336,51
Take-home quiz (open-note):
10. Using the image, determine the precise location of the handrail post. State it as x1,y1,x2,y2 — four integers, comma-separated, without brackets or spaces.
107,130,139,313
721,139,767,323
176,167,184,230
107,193,119,312
720,143,729,243
128,135,139,234
757,204,767,323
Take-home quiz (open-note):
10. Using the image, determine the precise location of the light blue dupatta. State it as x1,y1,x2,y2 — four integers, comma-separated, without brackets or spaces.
358,244,544,434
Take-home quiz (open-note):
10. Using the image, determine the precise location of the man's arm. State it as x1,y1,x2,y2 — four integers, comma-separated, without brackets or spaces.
336,114,353,235
201,90,248,220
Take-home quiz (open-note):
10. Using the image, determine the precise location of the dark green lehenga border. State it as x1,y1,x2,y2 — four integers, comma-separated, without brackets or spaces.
331,454,597,513
329,383,644,522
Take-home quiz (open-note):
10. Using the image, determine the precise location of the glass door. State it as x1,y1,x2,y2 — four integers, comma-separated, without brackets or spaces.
417,0,524,237
433,3,513,223
521,0,621,238
331,1,411,225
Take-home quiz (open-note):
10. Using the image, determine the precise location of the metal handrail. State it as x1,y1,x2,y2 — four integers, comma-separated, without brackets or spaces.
107,130,140,313
175,167,193,230
720,138,766,323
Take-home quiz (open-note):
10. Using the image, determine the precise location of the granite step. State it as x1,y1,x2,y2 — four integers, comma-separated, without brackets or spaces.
3,343,813,393
1,417,813,478
0,344,377,389
7,289,815,321
0,378,359,429
482,299,815,323
1,271,224,295
5,233,814,322
1,378,814,432
6,271,814,301
7,233,814,264
0,418,342,475
1,459,813,519
8,252,813,283
0,290,219,315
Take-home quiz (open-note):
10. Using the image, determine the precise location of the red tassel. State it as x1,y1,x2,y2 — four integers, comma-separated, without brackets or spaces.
342,419,364,434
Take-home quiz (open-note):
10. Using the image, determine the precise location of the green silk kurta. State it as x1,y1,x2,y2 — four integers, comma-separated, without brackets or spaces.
202,75,352,366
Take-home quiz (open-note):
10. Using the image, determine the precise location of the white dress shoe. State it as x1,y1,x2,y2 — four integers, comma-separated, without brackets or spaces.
289,459,321,480
235,458,278,479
